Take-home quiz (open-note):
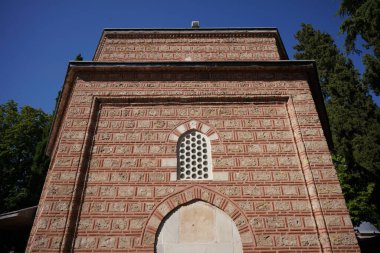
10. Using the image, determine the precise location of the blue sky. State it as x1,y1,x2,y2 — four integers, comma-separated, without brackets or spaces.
1,0,378,113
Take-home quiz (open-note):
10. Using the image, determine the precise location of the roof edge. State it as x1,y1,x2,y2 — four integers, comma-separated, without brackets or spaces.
70,60,312,67
102,27,280,31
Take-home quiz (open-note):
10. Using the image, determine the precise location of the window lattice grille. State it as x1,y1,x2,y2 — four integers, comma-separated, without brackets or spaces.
177,131,211,180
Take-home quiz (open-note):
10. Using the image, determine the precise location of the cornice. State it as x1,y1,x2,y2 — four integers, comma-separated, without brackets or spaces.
104,31,277,39
47,61,332,157
93,28,289,61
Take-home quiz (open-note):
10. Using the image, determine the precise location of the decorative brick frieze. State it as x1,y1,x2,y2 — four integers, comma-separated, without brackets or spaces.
94,31,283,62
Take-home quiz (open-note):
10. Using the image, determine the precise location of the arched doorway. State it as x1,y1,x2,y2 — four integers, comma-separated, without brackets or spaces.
155,201,243,253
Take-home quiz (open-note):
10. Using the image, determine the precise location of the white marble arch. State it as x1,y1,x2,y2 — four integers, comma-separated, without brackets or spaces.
155,201,243,253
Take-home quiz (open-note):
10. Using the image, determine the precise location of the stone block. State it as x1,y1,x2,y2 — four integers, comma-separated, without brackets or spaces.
283,185,298,195
250,217,264,228
129,203,142,212
274,201,290,211
118,236,133,248
330,233,357,245
292,201,311,211
113,133,125,141
217,186,240,196
300,234,319,246
224,120,240,128
287,217,302,228
278,156,298,166
273,171,288,181
256,235,274,246
234,172,249,181
111,172,128,182
266,143,279,152
155,186,175,197
237,132,252,140
255,201,272,211
95,219,111,229
239,157,257,167
275,235,297,246
109,203,126,212
130,172,144,181
88,172,108,182
256,131,271,140
75,236,96,249
259,157,276,166
137,187,153,197
100,186,116,197
85,186,98,196
118,186,135,197
227,144,244,153
50,217,66,229
50,237,62,249
238,201,253,211
289,171,303,181
148,172,165,182
161,158,177,167
247,144,262,153
252,171,271,181
316,184,342,194
134,145,148,153
130,218,146,229
219,131,234,140
78,218,93,230
54,202,70,211
244,119,260,127
141,158,158,167
281,143,294,152
55,157,72,167
99,237,116,248
213,172,229,181
321,199,346,210
112,218,129,230
212,144,225,153
272,131,292,140
214,157,235,167
264,186,281,196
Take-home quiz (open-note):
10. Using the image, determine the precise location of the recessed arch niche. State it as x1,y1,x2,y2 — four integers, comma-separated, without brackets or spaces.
155,200,243,253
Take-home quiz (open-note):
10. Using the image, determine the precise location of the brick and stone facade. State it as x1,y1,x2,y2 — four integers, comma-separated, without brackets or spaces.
27,28,360,252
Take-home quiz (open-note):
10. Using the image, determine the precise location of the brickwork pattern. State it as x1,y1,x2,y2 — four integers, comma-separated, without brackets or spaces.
27,70,359,252
94,32,282,62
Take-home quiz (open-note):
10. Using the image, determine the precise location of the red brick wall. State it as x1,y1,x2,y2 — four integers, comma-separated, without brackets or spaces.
27,29,359,253
94,31,283,61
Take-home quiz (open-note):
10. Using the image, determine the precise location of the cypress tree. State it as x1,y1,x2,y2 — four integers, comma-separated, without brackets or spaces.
294,24,380,226
339,0,380,95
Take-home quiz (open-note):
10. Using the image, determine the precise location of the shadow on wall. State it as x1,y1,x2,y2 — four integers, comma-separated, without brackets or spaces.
0,206,37,253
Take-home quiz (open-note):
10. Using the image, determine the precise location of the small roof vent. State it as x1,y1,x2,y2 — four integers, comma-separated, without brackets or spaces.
191,21,200,29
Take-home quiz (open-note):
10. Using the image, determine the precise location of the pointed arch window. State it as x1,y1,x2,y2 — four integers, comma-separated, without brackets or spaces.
177,131,212,180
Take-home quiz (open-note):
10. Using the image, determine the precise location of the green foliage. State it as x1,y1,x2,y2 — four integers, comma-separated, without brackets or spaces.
0,100,51,212
294,24,380,227
334,155,378,225
339,0,380,94
293,24,339,98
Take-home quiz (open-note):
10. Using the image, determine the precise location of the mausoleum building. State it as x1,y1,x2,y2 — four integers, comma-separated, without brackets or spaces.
27,26,360,252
